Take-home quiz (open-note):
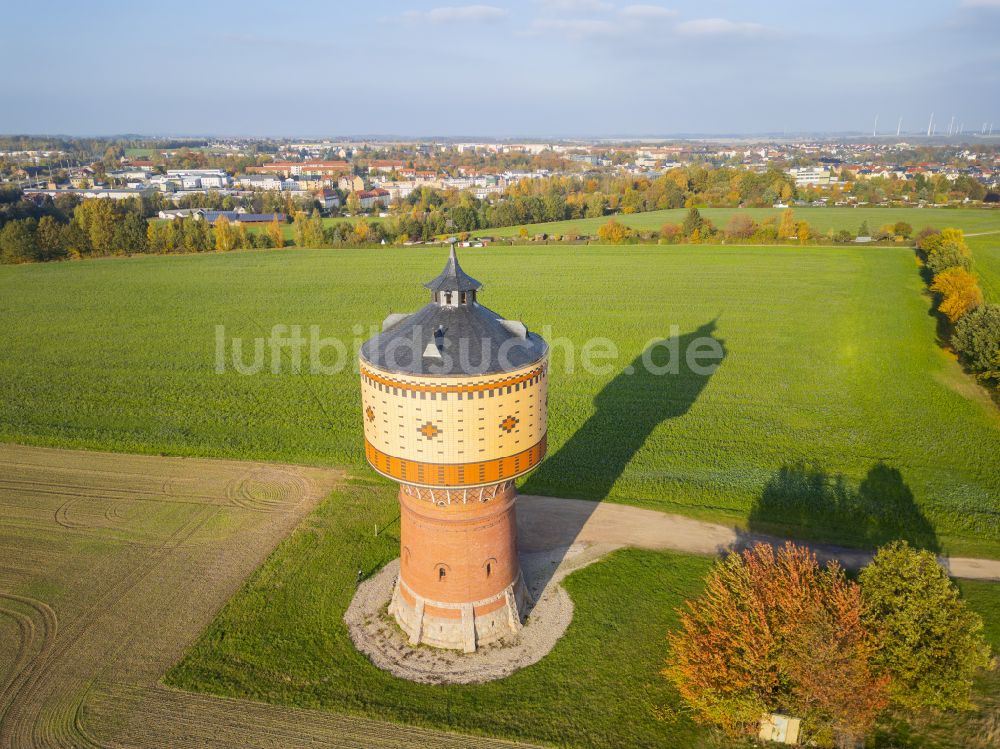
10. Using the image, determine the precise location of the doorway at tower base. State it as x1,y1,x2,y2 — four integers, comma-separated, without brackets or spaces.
345,553,579,685
388,570,531,653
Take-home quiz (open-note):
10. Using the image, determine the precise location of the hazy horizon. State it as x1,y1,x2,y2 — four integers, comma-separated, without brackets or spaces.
5,1,999,137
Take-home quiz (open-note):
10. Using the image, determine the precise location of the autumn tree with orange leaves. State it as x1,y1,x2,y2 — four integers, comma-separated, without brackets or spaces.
597,218,631,244
930,266,983,322
665,543,888,747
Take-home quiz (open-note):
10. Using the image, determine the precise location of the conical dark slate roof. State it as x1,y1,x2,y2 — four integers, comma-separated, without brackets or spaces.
423,246,482,292
360,247,546,376
360,301,546,375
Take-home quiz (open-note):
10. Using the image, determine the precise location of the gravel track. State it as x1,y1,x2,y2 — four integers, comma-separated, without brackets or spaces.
517,494,1000,581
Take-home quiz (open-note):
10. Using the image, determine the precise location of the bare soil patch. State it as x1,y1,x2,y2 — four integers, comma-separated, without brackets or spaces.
0,444,532,748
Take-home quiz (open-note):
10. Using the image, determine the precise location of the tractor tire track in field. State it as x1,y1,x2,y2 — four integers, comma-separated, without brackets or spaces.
0,595,58,732
86,683,537,749
1,501,218,748
0,443,536,749
224,466,312,512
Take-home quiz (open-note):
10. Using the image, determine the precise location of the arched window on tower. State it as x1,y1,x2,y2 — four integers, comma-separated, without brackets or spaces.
483,557,497,579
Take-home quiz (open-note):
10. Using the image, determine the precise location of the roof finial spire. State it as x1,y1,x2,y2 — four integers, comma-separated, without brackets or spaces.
424,244,482,293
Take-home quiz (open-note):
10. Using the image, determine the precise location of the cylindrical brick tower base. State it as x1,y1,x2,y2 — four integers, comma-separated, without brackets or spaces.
359,246,548,653
388,481,530,652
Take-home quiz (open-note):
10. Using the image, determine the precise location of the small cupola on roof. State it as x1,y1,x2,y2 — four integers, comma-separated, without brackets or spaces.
360,246,546,376
424,246,481,307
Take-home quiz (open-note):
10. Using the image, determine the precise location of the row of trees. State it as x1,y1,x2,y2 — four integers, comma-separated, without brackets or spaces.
0,199,149,262
0,204,929,264
0,199,295,262
917,228,1000,386
384,169,996,240
386,167,800,235
0,186,81,229
148,216,286,253
666,541,992,747
588,209,914,246
834,172,994,206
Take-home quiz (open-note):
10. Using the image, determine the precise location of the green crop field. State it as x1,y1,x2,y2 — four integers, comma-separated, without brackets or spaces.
124,147,157,158
166,478,1000,749
474,206,1000,239
1,242,998,556
969,233,1000,303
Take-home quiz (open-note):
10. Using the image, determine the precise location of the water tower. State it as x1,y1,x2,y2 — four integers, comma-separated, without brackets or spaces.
359,247,548,652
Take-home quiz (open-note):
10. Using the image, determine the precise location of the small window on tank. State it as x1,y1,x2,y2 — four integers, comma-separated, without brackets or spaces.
486,562,492,578
438,566,447,581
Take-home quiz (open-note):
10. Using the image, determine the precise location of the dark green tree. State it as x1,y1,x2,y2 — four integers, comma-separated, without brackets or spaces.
926,243,972,276
115,212,149,254
36,215,68,261
952,304,1000,376
860,542,993,712
682,207,703,237
0,218,38,263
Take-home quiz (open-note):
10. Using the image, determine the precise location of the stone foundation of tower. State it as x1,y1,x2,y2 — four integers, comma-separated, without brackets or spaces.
388,567,530,652
388,481,531,652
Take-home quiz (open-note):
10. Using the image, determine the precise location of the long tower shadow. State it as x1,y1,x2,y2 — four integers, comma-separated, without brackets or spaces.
517,320,726,606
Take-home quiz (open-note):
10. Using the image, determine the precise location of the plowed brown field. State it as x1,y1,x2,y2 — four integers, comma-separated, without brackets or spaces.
0,443,532,748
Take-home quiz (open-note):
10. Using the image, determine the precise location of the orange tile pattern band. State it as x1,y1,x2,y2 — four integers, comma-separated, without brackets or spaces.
360,362,546,395
365,434,547,487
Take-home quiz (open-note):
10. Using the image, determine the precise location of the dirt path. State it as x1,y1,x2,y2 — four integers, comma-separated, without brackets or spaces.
0,444,535,749
517,495,1000,581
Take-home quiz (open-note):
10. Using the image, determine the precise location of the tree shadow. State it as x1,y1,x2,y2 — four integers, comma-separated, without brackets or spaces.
517,320,726,608
745,461,940,553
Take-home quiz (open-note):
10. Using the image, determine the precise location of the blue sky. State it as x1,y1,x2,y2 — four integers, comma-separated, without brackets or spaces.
5,0,999,136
